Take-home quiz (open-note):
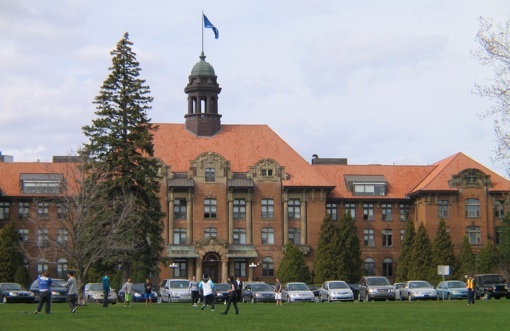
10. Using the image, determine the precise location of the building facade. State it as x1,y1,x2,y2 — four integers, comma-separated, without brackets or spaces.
1,54,509,284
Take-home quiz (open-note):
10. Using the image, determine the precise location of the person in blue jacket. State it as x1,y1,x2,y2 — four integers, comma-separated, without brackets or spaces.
102,272,110,308
34,271,52,314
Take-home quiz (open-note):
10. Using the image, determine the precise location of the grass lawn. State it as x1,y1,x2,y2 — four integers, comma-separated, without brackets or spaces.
1,299,508,331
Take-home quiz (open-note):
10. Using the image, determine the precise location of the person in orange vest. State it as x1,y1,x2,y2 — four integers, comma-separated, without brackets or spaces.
466,275,476,305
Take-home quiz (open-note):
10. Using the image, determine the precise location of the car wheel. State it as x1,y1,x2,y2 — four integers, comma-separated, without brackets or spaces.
251,296,255,304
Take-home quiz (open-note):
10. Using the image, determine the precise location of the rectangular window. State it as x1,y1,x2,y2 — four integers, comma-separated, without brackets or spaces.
19,229,29,244
234,260,247,278
364,229,375,247
363,204,374,221
438,200,449,218
261,169,273,176
262,257,274,277
400,229,405,242
204,227,217,237
173,260,187,278
174,199,187,219
345,203,356,219
465,199,480,218
57,203,68,220
466,226,481,245
18,202,30,220
204,199,217,219
261,199,274,219
288,228,301,245
20,173,63,194
326,203,338,221
288,199,301,220
0,202,10,220
233,228,246,244
57,229,69,247
399,204,410,221
494,200,505,218
381,204,392,221
38,202,49,221
37,229,49,248
261,227,274,244
382,229,393,247
233,199,246,220
173,228,187,244
205,168,215,182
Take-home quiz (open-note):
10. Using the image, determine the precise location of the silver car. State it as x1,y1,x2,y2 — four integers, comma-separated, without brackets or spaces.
358,276,395,302
158,279,191,303
436,280,468,300
400,281,437,301
319,281,354,302
282,282,315,303
84,283,118,304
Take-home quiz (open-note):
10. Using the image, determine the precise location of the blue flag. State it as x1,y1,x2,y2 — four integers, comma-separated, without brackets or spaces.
203,14,219,39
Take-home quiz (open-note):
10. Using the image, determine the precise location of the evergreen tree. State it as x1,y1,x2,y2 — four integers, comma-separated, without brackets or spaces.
277,242,311,284
313,215,340,284
458,235,476,276
396,218,416,282
475,240,499,273
337,212,363,283
80,32,164,278
432,218,458,282
408,223,435,282
497,213,510,273
0,222,30,286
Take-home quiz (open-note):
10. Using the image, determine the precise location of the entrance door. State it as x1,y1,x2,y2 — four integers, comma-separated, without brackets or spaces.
202,253,220,282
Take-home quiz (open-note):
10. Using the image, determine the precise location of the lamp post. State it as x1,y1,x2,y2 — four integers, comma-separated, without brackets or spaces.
249,262,258,281
169,262,178,277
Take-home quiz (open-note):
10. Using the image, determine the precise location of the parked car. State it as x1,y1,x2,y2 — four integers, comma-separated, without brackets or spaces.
474,274,509,300
118,283,157,303
214,283,231,303
357,276,395,302
241,282,275,303
436,280,468,300
282,282,315,303
29,278,68,303
0,283,35,303
400,281,437,301
84,283,118,304
158,279,191,303
393,283,404,300
319,280,354,302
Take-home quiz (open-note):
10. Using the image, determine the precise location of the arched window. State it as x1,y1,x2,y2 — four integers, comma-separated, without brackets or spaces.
57,258,68,278
382,258,393,277
262,257,274,277
364,258,375,276
37,259,49,274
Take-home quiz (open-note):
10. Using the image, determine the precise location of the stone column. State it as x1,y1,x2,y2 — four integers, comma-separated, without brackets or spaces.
246,194,252,244
228,191,234,243
222,261,228,283
168,191,175,244
301,199,307,244
186,190,193,245
283,195,289,245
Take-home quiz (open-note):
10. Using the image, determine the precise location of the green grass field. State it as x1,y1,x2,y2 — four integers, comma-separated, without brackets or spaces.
1,299,508,331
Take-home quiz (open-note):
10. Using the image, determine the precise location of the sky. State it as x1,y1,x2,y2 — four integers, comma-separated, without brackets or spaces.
1,0,510,177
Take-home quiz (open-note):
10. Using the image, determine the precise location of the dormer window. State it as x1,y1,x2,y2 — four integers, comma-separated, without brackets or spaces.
20,173,63,194
205,168,216,182
345,175,387,196
261,168,273,176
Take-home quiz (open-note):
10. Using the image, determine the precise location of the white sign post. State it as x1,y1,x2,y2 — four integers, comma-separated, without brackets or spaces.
437,265,450,300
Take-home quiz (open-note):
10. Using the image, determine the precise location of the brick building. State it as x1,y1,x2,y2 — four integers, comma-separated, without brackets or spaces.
1,54,510,284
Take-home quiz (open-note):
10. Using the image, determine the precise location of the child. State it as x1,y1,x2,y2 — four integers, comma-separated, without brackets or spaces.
123,278,134,307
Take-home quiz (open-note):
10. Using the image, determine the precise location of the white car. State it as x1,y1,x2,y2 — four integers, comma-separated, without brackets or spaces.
84,283,118,304
319,280,354,302
282,282,315,303
157,279,191,303
400,281,437,301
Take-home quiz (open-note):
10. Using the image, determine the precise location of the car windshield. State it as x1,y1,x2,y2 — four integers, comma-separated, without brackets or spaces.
88,283,103,291
482,275,504,284
252,284,272,291
170,281,189,289
448,281,466,288
288,284,309,291
215,284,231,291
1,284,25,291
366,278,390,286
329,282,349,289
409,281,432,288
52,279,67,287
132,284,145,292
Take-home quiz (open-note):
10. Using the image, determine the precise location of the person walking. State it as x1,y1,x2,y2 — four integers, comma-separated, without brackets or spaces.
274,278,282,306
102,272,110,308
235,275,243,303
65,271,78,313
144,278,153,305
220,275,239,315
199,274,215,312
467,275,476,305
188,276,199,307
123,278,134,307
34,271,52,314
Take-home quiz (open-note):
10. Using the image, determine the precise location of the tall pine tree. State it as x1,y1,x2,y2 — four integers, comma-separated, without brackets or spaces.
81,33,164,279
408,223,435,283
0,222,30,286
313,215,340,284
337,212,362,283
475,240,499,273
458,235,476,276
497,213,510,273
432,218,458,282
396,218,416,282
277,242,311,284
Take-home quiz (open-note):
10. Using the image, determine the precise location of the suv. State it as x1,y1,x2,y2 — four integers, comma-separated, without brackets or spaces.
358,276,395,302
474,274,509,300
157,279,191,303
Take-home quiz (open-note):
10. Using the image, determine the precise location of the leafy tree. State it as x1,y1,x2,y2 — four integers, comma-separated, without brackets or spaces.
337,212,362,283
497,212,510,273
0,222,30,286
432,218,458,282
396,218,416,282
408,223,435,283
277,242,311,284
475,240,499,273
473,17,510,167
458,235,476,276
313,215,340,284
80,32,164,279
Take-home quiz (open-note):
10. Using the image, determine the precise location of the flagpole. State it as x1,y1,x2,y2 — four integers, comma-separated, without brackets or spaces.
201,11,204,54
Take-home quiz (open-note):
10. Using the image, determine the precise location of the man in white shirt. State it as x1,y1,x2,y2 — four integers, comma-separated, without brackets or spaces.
199,274,215,311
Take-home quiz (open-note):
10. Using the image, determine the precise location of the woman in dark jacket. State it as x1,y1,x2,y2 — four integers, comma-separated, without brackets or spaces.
220,275,239,315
